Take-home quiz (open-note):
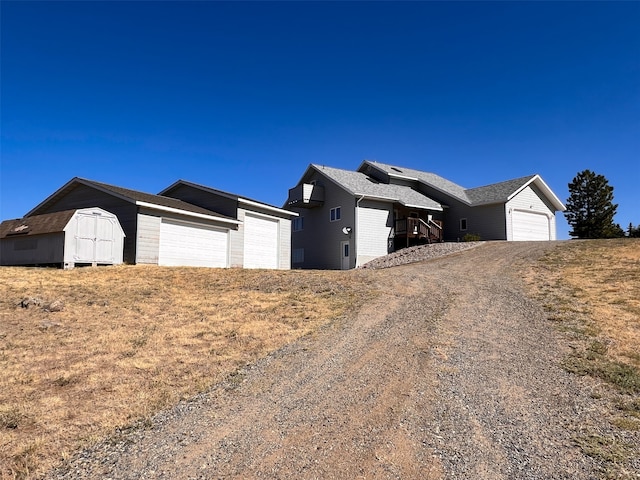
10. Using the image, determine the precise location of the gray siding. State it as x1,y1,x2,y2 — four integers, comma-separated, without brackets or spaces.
0,233,65,265
278,217,292,269
290,171,356,269
30,184,139,263
163,185,238,218
136,210,161,264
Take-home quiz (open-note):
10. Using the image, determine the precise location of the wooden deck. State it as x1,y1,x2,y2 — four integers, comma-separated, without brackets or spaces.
394,218,443,247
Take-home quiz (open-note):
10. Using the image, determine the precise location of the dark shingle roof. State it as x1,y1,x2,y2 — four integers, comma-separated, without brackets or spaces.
27,178,238,222
361,161,470,203
84,179,233,218
0,210,76,238
313,165,443,210
465,175,537,205
362,161,545,207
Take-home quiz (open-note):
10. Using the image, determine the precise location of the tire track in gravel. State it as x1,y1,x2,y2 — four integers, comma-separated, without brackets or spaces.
48,242,602,480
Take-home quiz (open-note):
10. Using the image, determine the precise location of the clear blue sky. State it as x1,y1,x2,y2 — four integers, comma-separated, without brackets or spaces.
2,1,638,239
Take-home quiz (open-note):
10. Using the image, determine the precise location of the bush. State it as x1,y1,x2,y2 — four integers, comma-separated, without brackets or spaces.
462,233,481,242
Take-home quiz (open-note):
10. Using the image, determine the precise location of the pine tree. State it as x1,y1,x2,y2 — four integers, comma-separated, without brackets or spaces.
565,170,621,239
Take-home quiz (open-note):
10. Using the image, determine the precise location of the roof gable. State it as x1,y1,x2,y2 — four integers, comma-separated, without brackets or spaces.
358,160,565,211
26,178,240,223
359,160,470,204
160,180,297,217
310,164,443,211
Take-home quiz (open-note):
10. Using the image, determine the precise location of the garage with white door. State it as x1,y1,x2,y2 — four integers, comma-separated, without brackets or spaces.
512,210,551,241
158,218,229,267
243,213,279,269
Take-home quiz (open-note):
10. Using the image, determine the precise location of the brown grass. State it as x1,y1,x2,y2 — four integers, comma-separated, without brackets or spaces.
0,266,377,479
529,239,640,371
526,238,640,478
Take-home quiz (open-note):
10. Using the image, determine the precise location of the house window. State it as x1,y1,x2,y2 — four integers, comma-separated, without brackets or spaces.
330,206,341,222
292,248,304,263
292,217,304,232
460,218,468,231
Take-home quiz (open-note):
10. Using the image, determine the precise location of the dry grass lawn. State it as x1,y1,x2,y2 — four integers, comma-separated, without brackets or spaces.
526,238,640,477
528,239,640,371
0,266,376,479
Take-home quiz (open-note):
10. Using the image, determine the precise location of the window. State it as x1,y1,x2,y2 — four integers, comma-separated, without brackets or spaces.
292,217,304,232
330,206,341,222
343,243,349,257
293,248,304,264
460,218,468,231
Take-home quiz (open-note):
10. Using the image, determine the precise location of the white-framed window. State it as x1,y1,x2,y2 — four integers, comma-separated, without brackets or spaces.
330,206,341,222
292,248,304,264
460,218,468,231
292,217,304,232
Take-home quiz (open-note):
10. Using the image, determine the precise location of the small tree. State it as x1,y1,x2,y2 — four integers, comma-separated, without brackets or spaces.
628,223,640,238
565,170,621,239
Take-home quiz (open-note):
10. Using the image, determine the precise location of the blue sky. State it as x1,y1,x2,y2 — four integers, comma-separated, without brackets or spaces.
2,1,638,239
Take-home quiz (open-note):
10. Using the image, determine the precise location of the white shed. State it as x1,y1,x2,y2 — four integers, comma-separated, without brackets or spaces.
0,207,125,268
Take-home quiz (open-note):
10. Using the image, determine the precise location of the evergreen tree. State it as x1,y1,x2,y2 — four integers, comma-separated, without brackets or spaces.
628,223,640,238
565,170,621,238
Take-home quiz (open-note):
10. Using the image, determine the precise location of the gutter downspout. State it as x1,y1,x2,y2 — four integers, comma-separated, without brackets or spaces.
355,195,365,268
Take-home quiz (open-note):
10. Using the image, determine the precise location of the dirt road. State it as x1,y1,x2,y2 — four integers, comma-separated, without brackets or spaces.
49,242,601,479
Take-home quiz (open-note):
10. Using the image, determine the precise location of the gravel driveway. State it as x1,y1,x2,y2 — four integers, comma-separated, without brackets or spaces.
49,242,604,479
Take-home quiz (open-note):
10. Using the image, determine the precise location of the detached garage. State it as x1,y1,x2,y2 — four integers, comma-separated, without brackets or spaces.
160,180,297,269
0,207,125,268
21,177,241,267
158,219,229,267
243,213,279,269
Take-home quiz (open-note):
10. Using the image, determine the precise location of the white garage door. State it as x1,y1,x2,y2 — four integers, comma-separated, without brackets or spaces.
243,214,279,269
357,205,392,259
158,219,228,267
512,210,550,241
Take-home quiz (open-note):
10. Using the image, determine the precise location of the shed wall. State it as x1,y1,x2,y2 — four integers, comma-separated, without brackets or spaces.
0,234,65,265
31,184,139,263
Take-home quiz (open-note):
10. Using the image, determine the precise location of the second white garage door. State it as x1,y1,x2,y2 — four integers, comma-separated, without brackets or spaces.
158,219,229,267
512,210,550,241
243,214,279,269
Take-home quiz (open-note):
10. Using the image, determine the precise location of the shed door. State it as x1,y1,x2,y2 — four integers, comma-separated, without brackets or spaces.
95,216,116,262
75,214,97,261
74,213,116,263
243,214,279,269
159,219,228,267
512,210,550,241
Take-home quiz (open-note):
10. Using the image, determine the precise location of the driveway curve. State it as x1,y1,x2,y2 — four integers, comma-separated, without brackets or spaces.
49,242,601,479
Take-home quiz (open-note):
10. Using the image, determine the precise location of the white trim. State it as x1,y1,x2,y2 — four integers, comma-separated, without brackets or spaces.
136,201,242,225
330,206,342,222
239,198,298,216
507,175,566,211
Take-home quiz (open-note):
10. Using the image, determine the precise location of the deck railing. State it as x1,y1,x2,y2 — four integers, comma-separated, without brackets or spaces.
395,218,443,243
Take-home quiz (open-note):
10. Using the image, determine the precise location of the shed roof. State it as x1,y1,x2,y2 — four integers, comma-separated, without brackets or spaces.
0,210,76,238
26,178,241,224
311,165,443,211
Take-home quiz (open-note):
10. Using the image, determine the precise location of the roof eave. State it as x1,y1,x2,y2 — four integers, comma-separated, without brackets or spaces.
508,175,566,211
135,201,242,225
